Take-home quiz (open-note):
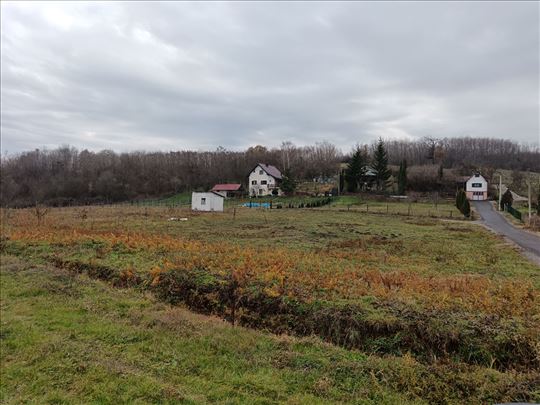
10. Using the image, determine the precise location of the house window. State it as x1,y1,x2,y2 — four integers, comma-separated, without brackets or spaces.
251,180,257,185
201,198,206,205
259,170,264,175
259,189,263,195
261,180,267,185
472,183,482,188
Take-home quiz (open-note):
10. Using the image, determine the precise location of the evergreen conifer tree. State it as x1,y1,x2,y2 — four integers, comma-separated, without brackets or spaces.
280,169,296,195
501,189,513,210
397,159,407,195
344,147,366,192
372,138,391,192
455,189,466,212
462,198,471,217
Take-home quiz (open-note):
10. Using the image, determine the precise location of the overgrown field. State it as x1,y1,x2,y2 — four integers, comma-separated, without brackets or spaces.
1,206,539,403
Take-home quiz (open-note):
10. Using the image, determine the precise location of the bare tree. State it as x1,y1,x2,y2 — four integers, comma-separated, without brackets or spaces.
33,203,49,226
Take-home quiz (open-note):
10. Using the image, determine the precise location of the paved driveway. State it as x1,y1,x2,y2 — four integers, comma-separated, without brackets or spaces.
473,201,540,264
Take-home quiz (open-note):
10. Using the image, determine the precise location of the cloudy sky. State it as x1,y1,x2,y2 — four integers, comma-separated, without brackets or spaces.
1,1,539,154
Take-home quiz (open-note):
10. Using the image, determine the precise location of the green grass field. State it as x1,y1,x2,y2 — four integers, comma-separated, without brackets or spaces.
129,193,463,219
2,256,537,405
1,205,539,403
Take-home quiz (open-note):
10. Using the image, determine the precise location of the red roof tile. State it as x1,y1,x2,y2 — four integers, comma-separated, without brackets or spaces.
211,183,242,191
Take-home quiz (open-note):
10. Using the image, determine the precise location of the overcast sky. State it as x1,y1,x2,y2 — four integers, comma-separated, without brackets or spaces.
1,1,539,154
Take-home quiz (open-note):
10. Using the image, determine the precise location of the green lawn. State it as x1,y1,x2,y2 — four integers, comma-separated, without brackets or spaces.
129,193,462,219
2,256,536,405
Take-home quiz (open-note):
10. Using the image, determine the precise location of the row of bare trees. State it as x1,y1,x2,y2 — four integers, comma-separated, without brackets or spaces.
385,137,539,170
1,137,538,206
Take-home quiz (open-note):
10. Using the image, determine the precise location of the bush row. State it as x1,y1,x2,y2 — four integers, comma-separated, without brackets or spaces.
285,197,334,209
3,244,537,372
150,267,538,371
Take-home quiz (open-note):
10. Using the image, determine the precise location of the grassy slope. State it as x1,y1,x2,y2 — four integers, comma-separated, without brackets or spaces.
3,256,537,405
496,169,540,197
0,256,422,404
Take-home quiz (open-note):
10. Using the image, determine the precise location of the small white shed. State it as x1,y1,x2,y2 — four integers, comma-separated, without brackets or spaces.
191,192,224,212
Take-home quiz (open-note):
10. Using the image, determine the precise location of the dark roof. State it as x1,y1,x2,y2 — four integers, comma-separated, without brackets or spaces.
255,163,282,180
362,166,377,177
211,183,242,191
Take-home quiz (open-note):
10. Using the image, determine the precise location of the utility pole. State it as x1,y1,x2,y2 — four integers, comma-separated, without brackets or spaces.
498,173,502,211
528,169,532,223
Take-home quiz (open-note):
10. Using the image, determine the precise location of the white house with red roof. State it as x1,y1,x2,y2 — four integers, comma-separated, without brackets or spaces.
210,183,243,198
248,163,283,196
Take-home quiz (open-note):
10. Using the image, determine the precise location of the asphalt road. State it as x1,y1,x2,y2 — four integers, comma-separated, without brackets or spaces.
473,201,540,264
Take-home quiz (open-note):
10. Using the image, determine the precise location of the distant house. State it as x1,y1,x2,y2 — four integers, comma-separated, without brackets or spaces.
191,191,224,212
361,166,377,190
248,163,282,196
210,183,243,198
465,173,488,201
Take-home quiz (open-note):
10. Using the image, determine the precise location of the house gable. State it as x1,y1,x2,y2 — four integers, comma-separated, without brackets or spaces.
248,164,283,196
249,163,282,180
465,174,488,192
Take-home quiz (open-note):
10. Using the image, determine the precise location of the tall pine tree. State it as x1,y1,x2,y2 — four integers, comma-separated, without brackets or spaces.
397,159,407,195
345,147,366,192
280,168,296,195
372,138,391,192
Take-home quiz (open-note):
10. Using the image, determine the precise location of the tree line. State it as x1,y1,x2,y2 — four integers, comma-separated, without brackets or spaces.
1,137,538,206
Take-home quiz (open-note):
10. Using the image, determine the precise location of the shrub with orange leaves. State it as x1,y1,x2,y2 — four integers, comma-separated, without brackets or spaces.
7,227,539,319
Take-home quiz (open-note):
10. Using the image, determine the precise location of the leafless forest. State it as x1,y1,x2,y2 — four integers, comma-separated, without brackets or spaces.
1,137,538,206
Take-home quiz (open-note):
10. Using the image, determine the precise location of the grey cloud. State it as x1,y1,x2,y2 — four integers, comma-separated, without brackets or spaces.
1,1,538,154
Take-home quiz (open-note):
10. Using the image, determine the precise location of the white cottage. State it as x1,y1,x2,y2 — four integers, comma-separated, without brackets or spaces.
248,163,283,196
191,192,224,212
465,173,488,201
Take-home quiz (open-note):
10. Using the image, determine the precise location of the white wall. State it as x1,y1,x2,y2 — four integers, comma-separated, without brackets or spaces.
191,192,224,212
466,175,488,192
248,165,280,196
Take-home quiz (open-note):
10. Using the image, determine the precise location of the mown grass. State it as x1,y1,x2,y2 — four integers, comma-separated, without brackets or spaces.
131,191,192,206
2,256,538,404
129,192,462,218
